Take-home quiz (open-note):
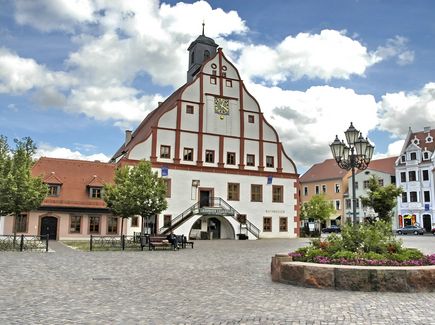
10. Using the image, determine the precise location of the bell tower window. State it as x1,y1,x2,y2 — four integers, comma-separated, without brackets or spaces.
204,50,210,59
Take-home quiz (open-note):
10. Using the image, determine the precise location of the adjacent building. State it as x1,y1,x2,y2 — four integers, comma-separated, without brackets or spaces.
395,127,434,232
2,158,117,240
299,159,351,228
344,156,398,226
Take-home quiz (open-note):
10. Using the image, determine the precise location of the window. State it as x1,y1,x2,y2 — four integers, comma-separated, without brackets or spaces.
378,179,384,187
131,216,139,227
248,115,255,123
186,105,194,114
228,183,240,201
183,148,193,161
210,76,216,84
70,215,81,233
107,216,118,234
355,199,360,208
423,152,430,160
190,51,194,64
422,170,429,181
345,199,351,209
161,179,171,198
160,145,170,158
321,184,326,193
424,191,430,202
226,80,232,87
251,184,262,202
266,156,274,168
227,152,236,165
315,185,320,194
90,187,102,199
335,200,341,210
355,182,359,190
401,192,407,203
15,214,27,233
237,214,246,224
335,184,340,193
204,50,210,59
279,217,288,232
246,154,255,166
272,185,283,203
363,180,370,189
303,186,308,196
401,172,406,182
409,191,418,202
410,152,417,160
89,216,100,234
48,185,60,196
163,215,172,228
222,72,226,78
408,171,416,182
263,217,272,232
401,155,405,163
205,150,215,163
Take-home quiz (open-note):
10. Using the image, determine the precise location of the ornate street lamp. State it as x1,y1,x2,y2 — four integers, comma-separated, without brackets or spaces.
330,122,375,224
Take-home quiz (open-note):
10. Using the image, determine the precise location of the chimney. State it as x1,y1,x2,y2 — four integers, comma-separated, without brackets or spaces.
424,126,431,133
158,102,163,106
125,130,132,146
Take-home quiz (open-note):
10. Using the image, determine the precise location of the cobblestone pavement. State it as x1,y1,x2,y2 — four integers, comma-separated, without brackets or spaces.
0,238,434,325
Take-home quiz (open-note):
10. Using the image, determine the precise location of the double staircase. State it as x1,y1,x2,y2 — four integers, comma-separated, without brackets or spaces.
159,197,260,238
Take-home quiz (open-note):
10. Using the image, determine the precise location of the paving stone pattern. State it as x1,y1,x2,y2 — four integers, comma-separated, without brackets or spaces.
0,238,434,325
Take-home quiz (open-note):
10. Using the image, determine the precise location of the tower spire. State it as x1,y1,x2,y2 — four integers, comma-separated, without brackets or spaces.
202,20,205,36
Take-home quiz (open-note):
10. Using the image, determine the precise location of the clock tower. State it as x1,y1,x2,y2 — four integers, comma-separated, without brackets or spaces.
187,23,218,82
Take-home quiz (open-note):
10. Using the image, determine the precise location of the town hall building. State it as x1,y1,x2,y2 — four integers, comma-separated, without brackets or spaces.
111,31,299,239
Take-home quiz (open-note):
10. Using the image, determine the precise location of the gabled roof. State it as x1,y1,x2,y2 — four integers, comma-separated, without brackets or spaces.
299,159,349,183
32,157,116,209
43,172,63,185
397,127,435,166
357,156,397,176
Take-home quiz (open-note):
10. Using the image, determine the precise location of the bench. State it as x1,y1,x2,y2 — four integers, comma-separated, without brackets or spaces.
148,236,175,251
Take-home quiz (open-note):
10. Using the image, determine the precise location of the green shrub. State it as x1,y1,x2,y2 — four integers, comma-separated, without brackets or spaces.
331,250,358,260
362,252,385,260
390,248,424,262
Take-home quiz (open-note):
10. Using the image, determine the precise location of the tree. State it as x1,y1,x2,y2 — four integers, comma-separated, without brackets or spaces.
103,160,168,236
360,175,403,223
0,136,48,233
300,194,335,224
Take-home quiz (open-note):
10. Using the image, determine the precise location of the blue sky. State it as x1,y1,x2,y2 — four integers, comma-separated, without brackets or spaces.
0,0,434,173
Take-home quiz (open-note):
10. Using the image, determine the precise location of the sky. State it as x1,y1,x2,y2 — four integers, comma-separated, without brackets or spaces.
1,0,435,174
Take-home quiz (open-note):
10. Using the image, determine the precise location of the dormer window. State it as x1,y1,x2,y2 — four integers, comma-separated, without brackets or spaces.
410,152,417,160
48,184,60,197
90,187,102,199
401,155,405,163
423,151,430,160
412,137,420,145
425,135,433,143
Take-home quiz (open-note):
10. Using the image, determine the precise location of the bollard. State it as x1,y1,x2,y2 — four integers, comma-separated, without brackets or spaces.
20,234,24,251
90,235,93,251
45,235,49,252
121,235,125,251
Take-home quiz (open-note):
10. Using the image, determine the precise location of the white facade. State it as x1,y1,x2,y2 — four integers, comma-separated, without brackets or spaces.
395,128,435,232
345,168,397,227
117,35,298,239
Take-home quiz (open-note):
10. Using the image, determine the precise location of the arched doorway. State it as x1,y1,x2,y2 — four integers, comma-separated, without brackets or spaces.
40,216,58,240
422,214,431,232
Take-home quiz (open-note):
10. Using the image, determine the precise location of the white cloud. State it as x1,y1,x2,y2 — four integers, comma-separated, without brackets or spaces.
373,36,414,66
236,29,379,84
14,0,96,32
0,48,75,93
373,140,405,159
377,82,435,137
36,143,110,162
247,82,378,171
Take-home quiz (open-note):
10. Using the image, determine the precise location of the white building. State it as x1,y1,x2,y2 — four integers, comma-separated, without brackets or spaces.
344,157,397,226
395,127,435,232
112,32,299,239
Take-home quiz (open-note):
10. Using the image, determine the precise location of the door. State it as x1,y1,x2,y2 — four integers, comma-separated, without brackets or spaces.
422,214,431,232
199,190,211,207
208,218,221,240
40,216,58,240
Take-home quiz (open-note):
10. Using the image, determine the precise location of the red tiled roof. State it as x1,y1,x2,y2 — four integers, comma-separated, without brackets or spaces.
407,128,435,152
32,157,116,209
43,172,63,185
299,159,349,183
357,156,397,175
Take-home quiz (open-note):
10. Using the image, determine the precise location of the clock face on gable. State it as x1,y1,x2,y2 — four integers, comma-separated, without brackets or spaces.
214,97,230,116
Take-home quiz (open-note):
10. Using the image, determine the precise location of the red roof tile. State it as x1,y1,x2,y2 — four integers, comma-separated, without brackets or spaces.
357,156,397,175
32,157,116,209
299,159,349,183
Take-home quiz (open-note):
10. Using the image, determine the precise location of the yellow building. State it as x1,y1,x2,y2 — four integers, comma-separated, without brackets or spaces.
299,159,351,228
